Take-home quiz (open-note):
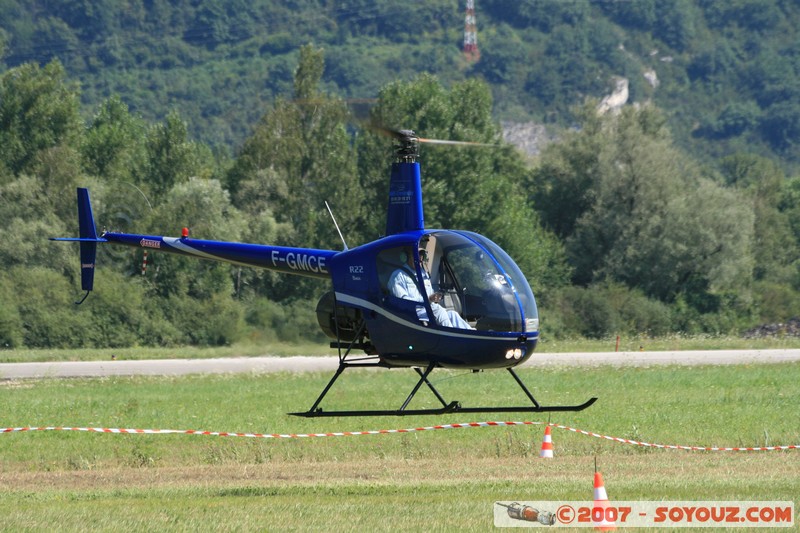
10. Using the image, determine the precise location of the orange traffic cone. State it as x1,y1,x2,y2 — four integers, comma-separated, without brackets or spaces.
539,425,554,458
593,471,616,531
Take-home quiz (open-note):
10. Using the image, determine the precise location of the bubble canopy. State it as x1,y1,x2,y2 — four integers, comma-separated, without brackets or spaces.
419,230,539,333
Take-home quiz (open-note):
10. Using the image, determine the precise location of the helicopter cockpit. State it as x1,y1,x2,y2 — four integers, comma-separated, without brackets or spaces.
377,231,539,334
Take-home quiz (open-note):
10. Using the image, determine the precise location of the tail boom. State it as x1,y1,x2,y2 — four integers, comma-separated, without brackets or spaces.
102,232,336,279
52,188,338,303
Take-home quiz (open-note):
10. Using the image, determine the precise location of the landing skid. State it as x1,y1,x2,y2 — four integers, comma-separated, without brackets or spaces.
290,362,597,418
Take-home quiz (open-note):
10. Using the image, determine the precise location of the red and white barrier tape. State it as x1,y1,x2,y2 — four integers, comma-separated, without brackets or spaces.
2,422,798,451
549,423,800,452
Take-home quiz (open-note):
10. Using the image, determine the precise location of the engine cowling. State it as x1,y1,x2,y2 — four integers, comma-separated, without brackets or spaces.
315,291,363,342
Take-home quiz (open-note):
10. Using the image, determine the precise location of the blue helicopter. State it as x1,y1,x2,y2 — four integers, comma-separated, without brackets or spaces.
53,129,596,417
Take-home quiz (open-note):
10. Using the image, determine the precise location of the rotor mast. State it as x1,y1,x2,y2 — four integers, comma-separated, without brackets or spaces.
385,130,424,236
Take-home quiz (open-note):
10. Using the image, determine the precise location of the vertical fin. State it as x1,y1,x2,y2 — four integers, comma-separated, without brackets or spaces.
77,188,98,293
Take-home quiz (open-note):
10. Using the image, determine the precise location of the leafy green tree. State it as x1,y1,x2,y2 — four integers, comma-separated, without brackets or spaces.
528,106,607,240
721,153,799,284
747,47,800,109
0,60,81,176
138,110,211,198
653,0,698,52
537,104,755,306
81,95,147,181
761,102,800,156
598,0,657,29
0,28,8,61
700,0,783,31
227,44,362,300
31,16,80,70
0,276,23,347
230,45,360,243
688,41,737,82
483,0,589,31
143,177,243,300
474,24,528,85
711,101,760,138
0,176,73,271
781,175,800,255
546,282,672,339
187,0,255,48
80,271,183,348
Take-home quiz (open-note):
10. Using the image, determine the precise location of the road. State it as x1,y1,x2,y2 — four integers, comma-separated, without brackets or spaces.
1,349,799,380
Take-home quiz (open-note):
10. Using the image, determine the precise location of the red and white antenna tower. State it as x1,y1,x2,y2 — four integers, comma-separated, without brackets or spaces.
463,0,480,62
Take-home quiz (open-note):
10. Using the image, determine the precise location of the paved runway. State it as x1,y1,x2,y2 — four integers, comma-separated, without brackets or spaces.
2,350,798,380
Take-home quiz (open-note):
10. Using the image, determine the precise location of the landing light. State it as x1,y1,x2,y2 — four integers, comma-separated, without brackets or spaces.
505,348,523,360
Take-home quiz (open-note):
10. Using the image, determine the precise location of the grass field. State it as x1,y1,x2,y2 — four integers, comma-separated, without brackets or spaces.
1,360,798,531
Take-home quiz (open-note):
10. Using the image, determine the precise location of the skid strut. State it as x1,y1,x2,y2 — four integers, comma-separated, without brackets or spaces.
290,364,597,418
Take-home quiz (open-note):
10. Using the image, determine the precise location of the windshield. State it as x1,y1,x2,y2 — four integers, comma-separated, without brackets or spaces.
426,231,539,333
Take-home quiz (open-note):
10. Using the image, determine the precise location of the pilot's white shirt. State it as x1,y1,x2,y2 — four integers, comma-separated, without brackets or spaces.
388,266,472,329
388,265,429,320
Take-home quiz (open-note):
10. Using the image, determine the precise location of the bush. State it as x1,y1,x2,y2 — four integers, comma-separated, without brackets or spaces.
542,283,673,339
0,279,23,348
8,267,91,348
85,272,182,348
752,281,800,324
165,292,245,346
244,297,327,344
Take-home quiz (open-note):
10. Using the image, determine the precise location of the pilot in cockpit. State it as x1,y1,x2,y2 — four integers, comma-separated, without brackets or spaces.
388,247,473,330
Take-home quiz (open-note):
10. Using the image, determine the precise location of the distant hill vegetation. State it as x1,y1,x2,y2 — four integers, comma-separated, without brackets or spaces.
2,3,800,349
2,0,800,168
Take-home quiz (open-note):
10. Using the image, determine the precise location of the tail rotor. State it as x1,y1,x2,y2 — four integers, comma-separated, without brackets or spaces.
51,188,107,304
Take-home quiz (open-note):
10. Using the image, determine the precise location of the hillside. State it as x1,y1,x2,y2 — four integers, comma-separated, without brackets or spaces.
2,0,799,169
2,3,800,349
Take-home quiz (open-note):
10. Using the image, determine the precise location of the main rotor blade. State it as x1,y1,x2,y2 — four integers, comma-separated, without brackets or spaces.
417,137,496,148
369,125,406,140
368,125,498,148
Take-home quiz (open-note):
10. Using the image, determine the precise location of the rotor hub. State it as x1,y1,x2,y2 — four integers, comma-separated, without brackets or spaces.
395,129,419,162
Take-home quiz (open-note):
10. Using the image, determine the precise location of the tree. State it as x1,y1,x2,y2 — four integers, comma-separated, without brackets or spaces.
0,60,81,176
143,177,243,300
781,175,800,249
653,0,697,52
528,106,606,240
81,95,147,181
138,110,211,198
721,153,799,284
0,176,73,272
226,44,362,300
536,104,755,306
761,102,800,156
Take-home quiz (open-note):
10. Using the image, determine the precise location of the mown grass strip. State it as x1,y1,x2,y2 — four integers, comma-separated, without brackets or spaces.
1,362,798,530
